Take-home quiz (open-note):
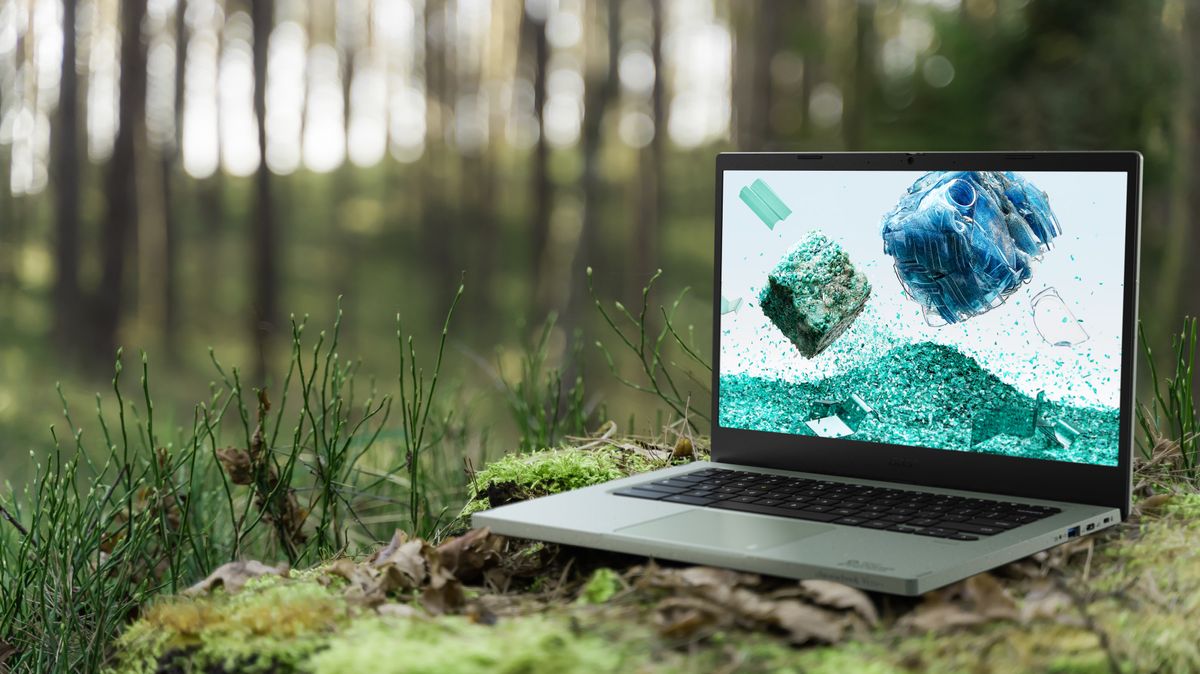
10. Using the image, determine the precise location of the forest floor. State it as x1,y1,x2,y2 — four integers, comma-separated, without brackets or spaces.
104,436,1200,674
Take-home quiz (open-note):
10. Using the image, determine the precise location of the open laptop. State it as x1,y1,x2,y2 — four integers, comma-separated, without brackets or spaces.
474,151,1141,595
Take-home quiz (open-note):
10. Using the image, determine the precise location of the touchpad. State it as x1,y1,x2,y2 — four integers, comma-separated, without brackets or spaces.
617,510,834,551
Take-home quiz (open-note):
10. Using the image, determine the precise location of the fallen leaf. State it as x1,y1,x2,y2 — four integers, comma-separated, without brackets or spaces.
899,573,1017,633
672,437,694,458
1019,581,1077,624
965,573,1019,620
769,600,845,644
325,558,388,605
186,560,289,595
900,603,990,632
436,528,503,583
371,531,430,591
1135,493,1173,515
798,579,879,626
215,447,254,486
654,596,724,640
0,638,15,673
640,565,848,645
376,603,420,618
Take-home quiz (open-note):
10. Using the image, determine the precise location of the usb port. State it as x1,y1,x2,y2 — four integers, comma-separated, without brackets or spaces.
1086,523,1095,531
1067,526,1080,538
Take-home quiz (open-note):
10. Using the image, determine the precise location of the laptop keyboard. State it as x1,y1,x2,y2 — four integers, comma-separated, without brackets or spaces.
613,467,1061,541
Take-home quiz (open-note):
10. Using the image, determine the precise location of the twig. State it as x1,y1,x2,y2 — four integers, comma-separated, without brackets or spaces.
0,506,26,537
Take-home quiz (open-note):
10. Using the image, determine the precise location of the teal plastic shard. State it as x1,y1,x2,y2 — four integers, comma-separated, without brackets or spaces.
970,404,1032,446
806,393,875,438
758,230,872,358
739,178,792,230
721,295,743,314
971,391,1080,449
1030,287,1089,347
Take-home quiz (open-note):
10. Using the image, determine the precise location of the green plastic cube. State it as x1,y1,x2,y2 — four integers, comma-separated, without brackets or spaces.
758,230,871,358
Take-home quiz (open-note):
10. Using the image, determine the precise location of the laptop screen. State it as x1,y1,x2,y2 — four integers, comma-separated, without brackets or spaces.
718,170,1128,467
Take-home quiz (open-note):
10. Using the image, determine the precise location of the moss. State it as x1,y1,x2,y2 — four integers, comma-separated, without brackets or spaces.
577,568,621,605
305,614,631,674
459,446,661,519
108,578,352,674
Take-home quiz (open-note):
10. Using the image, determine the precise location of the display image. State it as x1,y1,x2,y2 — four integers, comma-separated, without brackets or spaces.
719,170,1129,466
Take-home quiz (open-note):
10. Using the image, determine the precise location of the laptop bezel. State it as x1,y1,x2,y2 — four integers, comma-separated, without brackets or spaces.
710,151,1141,518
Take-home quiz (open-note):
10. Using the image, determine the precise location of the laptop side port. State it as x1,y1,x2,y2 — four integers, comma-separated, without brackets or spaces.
1067,526,1080,538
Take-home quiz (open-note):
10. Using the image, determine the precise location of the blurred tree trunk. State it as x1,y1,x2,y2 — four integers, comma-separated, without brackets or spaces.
93,0,148,366
1186,0,1200,323
798,0,821,139
632,0,665,298
334,2,358,319
161,0,188,361
843,2,873,150
525,6,552,315
571,0,620,318
731,1,777,150
52,0,82,357
251,0,277,386
422,0,458,310
1159,0,1199,329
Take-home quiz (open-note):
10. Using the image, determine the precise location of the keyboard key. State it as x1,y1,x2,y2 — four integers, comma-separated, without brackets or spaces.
967,518,1019,529
662,494,718,506
652,479,701,489
950,533,980,541
711,500,839,522
834,517,866,525
916,527,956,538
613,487,668,500
937,521,1003,536
861,520,892,529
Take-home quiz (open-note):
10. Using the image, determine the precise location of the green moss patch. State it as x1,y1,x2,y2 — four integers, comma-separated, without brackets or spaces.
459,446,663,519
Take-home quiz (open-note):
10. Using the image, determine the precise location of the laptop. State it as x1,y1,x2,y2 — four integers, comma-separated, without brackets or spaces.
474,151,1141,595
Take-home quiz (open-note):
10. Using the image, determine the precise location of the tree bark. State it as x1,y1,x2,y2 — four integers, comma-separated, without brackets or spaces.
161,0,188,361
53,0,82,356
632,0,665,297
527,7,552,315
572,0,621,312
251,0,277,386
93,0,148,367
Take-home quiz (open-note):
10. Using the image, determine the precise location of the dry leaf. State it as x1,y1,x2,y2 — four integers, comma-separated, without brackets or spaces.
965,573,1019,620
186,560,289,595
1019,581,1077,624
769,600,845,644
900,573,1017,633
215,447,253,486
1135,493,1173,515
325,558,389,605
376,603,420,618
0,638,15,674
900,603,990,632
799,579,879,626
655,596,724,640
640,565,847,645
437,528,503,583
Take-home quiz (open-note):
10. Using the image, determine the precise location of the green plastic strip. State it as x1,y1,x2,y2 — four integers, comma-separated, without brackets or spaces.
739,178,792,230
